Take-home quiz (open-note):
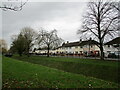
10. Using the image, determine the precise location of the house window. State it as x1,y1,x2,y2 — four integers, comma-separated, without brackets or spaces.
84,45,87,48
80,51,82,54
76,46,78,49
80,46,83,48
108,45,110,47
91,45,93,48
107,51,110,53
75,51,78,54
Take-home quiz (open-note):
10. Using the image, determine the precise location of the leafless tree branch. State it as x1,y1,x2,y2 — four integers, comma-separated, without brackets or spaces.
77,0,119,60
0,0,28,11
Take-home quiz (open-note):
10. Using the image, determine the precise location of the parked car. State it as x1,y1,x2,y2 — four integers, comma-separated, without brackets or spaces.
114,51,120,58
84,51,96,57
108,51,120,58
4,53,13,57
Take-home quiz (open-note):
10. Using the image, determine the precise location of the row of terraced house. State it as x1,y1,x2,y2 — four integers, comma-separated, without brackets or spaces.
35,37,120,58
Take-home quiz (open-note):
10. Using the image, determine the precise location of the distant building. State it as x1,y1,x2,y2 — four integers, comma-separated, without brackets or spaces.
34,37,120,58
34,47,56,55
104,37,120,57
55,39,100,56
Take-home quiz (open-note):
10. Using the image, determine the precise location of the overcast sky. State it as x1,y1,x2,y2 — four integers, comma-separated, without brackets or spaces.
2,1,88,49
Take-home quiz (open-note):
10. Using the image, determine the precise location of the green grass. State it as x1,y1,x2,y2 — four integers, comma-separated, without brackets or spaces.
12,55,120,83
2,56,119,88
14,55,119,67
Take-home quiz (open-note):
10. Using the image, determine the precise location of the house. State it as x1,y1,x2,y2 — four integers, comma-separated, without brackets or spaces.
34,47,56,55
104,37,120,57
34,37,120,58
34,47,48,55
55,39,100,56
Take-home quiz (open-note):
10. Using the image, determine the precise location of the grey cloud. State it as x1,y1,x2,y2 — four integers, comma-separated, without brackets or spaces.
2,2,87,48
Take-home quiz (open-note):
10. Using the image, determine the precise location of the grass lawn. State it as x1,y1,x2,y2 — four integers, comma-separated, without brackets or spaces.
2,56,120,88
12,55,120,84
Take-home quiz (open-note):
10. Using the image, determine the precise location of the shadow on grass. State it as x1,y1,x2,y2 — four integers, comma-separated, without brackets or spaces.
12,55,120,84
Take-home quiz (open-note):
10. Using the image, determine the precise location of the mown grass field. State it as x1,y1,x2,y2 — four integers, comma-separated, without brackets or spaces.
2,55,120,88
12,55,120,83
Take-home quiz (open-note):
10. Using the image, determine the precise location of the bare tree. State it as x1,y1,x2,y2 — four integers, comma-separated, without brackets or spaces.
37,29,63,57
111,1,120,12
0,0,28,11
20,27,37,57
77,0,119,60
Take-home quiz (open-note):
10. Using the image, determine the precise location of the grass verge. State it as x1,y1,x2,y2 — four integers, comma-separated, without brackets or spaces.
2,56,120,88
12,55,120,84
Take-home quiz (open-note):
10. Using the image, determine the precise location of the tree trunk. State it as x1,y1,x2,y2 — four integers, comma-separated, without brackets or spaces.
97,6,104,60
27,46,30,57
27,50,30,57
47,44,50,57
19,53,22,56
99,36,104,60
100,45,104,60
27,53,30,57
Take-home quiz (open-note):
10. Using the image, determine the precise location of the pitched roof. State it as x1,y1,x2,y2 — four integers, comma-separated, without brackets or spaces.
55,46,63,49
105,37,120,45
61,40,99,47
80,40,99,46
62,41,80,47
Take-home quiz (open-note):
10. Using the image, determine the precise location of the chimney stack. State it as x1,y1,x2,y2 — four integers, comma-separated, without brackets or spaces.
67,41,69,43
80,39,82,43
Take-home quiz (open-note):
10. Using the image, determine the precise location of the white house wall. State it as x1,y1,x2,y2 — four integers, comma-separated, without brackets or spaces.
104,45,118,53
